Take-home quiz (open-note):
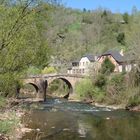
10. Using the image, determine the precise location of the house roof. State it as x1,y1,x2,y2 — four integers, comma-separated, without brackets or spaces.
101,50,124,63
72,59,80,63
82,54,96,62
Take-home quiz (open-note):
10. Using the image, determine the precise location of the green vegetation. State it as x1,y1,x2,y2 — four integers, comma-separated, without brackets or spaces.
100,58,115,74
42,66,57,74
75,79,94,99
26,66,41,75
0,96,7,108
0,0,140,108
75,72,140,107
0,111,20,134
48,79,69,96
0,0,53,96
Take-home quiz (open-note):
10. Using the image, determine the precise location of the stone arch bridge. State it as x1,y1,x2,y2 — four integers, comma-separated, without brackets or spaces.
22,74,84,101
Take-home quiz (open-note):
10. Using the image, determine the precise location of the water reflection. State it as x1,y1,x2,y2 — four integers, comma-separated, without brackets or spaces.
21,98,140,140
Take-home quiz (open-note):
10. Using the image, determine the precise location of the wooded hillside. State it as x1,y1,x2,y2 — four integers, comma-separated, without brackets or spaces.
44,5,140,68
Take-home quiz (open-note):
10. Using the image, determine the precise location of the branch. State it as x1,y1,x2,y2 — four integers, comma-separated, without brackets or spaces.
0,0,33,51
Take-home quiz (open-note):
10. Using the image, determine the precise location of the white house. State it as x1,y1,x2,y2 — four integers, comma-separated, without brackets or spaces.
67,54,98,75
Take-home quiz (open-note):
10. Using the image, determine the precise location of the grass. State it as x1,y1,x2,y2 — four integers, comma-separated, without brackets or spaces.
0,95,7,108
0,111,20,134
0,96,21,135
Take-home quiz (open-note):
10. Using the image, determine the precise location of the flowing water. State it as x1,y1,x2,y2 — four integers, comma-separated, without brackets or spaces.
21,98,140,140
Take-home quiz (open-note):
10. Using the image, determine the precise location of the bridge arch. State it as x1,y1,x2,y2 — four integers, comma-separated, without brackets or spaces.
48,77,73,98
27,83,39,93
17,82,39,98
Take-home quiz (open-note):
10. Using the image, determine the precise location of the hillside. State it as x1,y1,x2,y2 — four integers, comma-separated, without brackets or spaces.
43,6,140,70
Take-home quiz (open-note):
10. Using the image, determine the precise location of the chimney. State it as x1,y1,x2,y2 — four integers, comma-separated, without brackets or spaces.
94,56,97,61
120,49,124,56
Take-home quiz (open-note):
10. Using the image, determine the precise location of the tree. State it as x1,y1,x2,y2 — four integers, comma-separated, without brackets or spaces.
123,12,129,24
0,0,56,96
117,32,125,45
100,58,115,74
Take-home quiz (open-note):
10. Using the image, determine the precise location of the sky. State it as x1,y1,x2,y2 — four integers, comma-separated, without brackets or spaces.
62,0,140,13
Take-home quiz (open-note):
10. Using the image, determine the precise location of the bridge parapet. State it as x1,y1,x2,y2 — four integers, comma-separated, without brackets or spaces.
25,73,85,79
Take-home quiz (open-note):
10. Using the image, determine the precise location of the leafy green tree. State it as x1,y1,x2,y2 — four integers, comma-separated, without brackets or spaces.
100,58,115,74
123,12,129,24
42,66,57,74
0,0,56,96
94,74,107,88
117,32,125,45
75,79,94,99
26,66,41,75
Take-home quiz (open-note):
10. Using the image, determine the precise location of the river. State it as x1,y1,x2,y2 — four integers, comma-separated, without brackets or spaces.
21,98,140,140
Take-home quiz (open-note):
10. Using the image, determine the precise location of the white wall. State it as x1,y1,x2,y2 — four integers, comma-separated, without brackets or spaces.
68,57,96,75
118,65,123,72
125,64,132,72
79,57,91,74
79,57,90,68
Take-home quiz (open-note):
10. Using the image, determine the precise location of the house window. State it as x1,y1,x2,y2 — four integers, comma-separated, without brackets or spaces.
76,69,79,73
83,62,85,66
86,61,88,65
83,69,85,73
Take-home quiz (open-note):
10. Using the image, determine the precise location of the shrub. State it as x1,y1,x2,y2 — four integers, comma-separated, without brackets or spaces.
103,74,126,104
75,79,94,99
0,111,20,134
117,32,125,45
123,12,129,24
92,87,105,102
128,94,140,107
0,73,19,97
100,58,115,74
94,74,107,88
75,78,106,102
48,79,69,96
0,96,7,108
42,66,57,74
26,66,41,75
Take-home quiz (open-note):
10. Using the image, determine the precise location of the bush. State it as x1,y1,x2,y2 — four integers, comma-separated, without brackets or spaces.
100,58,115,74
128,94,140,107
94,74,107,88
92,87,105,102
117,32,125,45
75,79,94,99
0,111,20,134
0,73,19,97
109,74,124,87
42,66,57,74
0,96,7,108
26,66,41,75
103,74,126,104
123,12,129,24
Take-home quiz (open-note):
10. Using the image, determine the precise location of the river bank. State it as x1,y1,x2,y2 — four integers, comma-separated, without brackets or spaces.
69,97,140,111
0,98,41,140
